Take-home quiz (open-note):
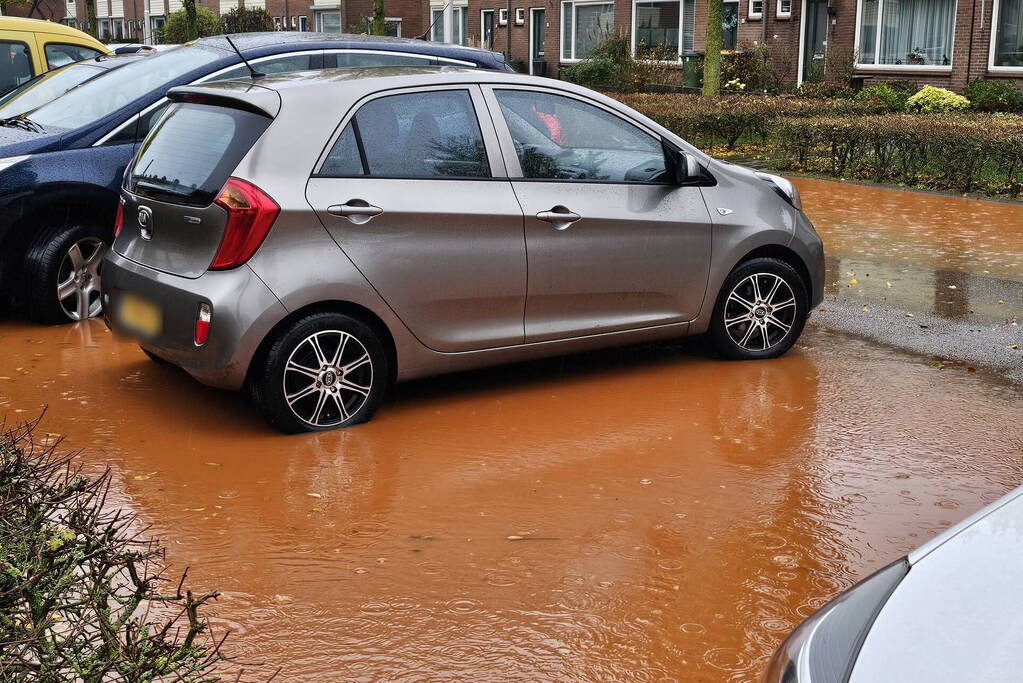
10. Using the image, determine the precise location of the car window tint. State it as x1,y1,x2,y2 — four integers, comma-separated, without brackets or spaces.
333,52,433,67
211,53,314,81
321,122,364,176
494,90,667,183
136,100,171,139
324,90,490,179
0,41,34,93
45,43,103,69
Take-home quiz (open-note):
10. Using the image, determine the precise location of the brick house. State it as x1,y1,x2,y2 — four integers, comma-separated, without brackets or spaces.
5,0,1020,90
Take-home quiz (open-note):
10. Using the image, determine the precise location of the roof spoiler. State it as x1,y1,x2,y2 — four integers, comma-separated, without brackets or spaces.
166,84,281,118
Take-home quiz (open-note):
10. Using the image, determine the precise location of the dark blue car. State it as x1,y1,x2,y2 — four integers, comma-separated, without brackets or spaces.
0,33,510,323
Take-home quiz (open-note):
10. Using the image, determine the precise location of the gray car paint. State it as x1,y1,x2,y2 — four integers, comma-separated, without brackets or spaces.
102,67,824,391
849,485,1023,682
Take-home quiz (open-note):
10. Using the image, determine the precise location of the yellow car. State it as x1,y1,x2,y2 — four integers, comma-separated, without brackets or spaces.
1,17,109,94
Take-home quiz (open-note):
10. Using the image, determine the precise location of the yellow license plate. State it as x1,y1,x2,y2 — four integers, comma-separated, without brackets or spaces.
118,293,162,338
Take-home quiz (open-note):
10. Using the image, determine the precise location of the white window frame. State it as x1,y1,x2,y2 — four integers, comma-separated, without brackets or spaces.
515,7,526,24
499,7,508,25
776,0,791,17
989,0,1023,72
314,10,341,32
853,0,956,71
749,0,763,19
481,9,496,48
630,0,691,60
430,2,469,44
561,0,615,63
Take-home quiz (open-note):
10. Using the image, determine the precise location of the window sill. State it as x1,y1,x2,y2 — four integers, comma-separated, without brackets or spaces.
987,66,1023,74
748,14,763,20
855,65,953,73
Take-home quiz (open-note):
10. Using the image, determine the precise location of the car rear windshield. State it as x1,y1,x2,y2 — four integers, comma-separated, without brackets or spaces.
25,46,221,130
128,102,271,207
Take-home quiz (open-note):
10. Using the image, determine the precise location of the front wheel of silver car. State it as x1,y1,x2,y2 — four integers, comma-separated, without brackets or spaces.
709,257,808,360
249,313,389,434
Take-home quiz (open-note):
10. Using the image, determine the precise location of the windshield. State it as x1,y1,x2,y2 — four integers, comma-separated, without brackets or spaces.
0,63,103,119
25,46,223,130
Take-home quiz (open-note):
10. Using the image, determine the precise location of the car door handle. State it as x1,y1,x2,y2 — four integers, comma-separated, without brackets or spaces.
327,201,383,219
536,207,581,229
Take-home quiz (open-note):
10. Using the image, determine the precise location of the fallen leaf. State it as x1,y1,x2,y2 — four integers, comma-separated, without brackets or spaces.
947,285,957,290
905,313,914,317
306,492,322,499
861,305,869,312
506,535,524,541
998,300,1005,305
886,281,892,288
1009,344,1021,350
818,306,826,312
204,462,222,467
849,278,858,286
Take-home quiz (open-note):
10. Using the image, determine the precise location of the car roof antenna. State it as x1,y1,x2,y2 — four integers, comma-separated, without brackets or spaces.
224,34,265,79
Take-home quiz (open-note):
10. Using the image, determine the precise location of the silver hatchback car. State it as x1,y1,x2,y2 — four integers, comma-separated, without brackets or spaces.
103,67,824,433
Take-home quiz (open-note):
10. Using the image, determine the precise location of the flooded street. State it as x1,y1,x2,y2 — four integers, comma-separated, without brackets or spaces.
2,180,1023,681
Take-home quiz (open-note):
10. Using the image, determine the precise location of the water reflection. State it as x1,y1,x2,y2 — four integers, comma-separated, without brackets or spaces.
2,318,1022,680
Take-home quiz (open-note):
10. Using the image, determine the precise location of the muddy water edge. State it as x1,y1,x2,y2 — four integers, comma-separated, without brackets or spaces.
0,180,1021,681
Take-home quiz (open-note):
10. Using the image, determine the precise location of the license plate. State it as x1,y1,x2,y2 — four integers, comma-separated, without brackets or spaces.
117,292,161,338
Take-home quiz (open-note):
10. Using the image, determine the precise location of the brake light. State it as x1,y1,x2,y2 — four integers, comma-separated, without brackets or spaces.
114,200,124,237
209,178,279,271
195,302,211,346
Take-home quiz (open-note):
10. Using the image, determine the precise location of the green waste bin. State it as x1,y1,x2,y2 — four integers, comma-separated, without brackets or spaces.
682,53,703,91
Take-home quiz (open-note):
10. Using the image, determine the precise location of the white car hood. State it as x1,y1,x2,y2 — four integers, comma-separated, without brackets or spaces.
850,486,1023,682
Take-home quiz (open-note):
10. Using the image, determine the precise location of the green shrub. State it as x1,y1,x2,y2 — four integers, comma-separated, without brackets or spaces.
796,82,856,99
905,85,970,113
963,79,1023,112
563,32,636,92
221,6,275,33
855,83,912,112
164,5,220,43
721,44,780,94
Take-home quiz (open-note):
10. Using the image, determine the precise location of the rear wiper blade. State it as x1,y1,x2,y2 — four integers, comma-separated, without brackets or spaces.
0,115,44,132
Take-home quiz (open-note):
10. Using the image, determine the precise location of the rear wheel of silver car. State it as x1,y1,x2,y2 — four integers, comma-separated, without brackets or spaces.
22,222,109,324
249,313,389,433
709,257,808,360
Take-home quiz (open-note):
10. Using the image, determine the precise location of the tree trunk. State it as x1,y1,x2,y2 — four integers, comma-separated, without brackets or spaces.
184,0,197,40
371,0,385,34
702,0,723,97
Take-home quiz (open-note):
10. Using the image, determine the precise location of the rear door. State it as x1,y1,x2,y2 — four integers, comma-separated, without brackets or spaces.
484,86,713,342
0,32,36,93
305,85,527,353
115,101,273,278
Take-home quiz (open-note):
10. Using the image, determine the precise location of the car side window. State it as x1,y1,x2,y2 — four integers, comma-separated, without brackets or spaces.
44,43,103,69
326,52,433,68
210,53,316,81
0,41,34,93
320,90,490,179
494,89,668,183
137,100,171,140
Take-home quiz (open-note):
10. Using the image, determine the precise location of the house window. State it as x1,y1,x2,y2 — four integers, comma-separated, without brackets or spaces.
856,0,955,67
150,15,166,42
561,1,614,60
777,0,791,16
634,0,687,57
431,5,469,45
299,15,309,30
315,10,341,32
992,0,1023,68
481,9,495,49
499,7,508,24
723,0,739,50
749,0,763,18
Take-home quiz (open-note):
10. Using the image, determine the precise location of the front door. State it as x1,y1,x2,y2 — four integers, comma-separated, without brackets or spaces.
529,8,545,75
486,87,712,343
306,86,527,352
800,0,829,82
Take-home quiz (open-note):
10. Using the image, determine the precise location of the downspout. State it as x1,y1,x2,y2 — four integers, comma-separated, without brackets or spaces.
964,0,977,86
506,0,512,59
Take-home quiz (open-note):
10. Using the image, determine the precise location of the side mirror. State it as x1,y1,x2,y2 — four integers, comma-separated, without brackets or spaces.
662,141,704,186
674,153,701,186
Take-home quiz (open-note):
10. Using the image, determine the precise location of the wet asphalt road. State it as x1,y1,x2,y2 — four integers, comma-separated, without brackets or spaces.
0,178,1021,681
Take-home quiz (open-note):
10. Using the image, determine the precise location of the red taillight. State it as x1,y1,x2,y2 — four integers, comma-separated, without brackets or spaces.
195,302,211,346
209,178,280,271
114,200,124,237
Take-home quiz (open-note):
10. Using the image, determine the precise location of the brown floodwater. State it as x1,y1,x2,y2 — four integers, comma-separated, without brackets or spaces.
1,181,1022,681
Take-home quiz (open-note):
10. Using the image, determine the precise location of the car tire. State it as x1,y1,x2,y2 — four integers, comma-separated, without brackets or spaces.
22,221,109,325
709,257,808,360
248,312,389,434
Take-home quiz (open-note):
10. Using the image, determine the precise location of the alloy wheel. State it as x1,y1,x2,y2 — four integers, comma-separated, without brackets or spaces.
57,237,106,321
282,330,374,428
722,272,797,352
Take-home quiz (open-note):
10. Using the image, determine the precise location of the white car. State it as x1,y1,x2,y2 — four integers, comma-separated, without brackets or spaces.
765,484,1023,682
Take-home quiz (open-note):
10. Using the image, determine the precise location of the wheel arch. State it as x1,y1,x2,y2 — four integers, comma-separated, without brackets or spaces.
245,300,398,389
732,244,813,309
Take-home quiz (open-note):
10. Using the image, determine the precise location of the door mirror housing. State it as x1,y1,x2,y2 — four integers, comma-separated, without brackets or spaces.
663,142,711,187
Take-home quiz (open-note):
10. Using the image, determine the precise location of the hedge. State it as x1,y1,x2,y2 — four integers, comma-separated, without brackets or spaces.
617,94,1023,197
